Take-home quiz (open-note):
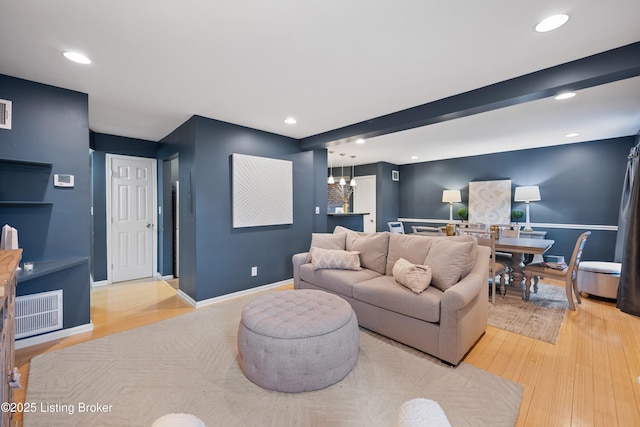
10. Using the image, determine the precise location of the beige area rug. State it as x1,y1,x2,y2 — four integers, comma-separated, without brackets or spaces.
25,291,522,427
488,282,569,344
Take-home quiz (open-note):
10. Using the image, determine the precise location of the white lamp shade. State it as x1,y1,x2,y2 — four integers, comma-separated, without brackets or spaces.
514,186,541,202
442,189,462,203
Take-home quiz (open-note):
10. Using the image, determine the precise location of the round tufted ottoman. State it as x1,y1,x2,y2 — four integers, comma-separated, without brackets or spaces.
237,289,359,393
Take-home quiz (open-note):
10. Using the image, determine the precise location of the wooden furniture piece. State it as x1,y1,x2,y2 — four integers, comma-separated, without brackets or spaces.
0,249,21,427
495,237,555,299
525,232,591,310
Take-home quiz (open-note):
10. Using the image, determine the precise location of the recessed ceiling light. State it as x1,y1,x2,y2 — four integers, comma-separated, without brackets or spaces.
284,117,297,125
565,132,580,138
63,51,91,64
535,14,569,33
555,92,576,100
355,138,366,144
410,156,419,160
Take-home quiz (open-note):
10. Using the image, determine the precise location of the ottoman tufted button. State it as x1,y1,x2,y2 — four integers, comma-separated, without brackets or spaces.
238,289,359,393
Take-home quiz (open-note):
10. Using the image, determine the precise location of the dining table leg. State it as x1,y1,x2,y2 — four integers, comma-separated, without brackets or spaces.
509,251,530,300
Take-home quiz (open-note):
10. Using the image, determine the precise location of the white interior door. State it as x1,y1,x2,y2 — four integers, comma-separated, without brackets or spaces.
354,175,376,233
108,154,157,283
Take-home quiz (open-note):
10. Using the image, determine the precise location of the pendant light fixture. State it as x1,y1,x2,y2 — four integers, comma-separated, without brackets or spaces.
350,155,357,186
339,153,346,186
327,150,335,184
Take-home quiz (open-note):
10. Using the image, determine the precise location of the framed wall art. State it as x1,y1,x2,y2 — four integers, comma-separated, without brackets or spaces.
232,153,293,228
468,179,511,225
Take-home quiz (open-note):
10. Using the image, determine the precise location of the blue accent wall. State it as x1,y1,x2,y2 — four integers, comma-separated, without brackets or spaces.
158,116,324,302
398,137,635,262
352,162,400,232
0,74,91,330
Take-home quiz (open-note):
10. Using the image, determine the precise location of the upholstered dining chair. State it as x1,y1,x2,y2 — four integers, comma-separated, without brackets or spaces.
411,226,442,235
524,231,591,310
387,221,405,234
456,228,507,304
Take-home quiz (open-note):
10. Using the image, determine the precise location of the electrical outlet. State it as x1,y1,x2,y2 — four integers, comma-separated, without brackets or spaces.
251,266,258,277
315,206,320,214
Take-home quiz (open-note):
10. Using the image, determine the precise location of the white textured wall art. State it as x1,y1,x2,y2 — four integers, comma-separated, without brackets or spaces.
468,180,511,225
232,154,293,228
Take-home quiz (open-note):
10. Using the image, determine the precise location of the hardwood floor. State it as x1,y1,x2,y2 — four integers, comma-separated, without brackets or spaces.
11,278,640,426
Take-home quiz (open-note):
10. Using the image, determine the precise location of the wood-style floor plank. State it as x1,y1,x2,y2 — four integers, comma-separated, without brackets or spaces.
11,278,640,427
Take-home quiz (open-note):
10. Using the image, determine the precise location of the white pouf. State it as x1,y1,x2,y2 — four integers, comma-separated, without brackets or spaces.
151,413,206,427
395,398,452,427
577,261,621,299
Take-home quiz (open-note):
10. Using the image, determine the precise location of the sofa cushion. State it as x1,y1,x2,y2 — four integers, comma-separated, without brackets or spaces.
425,237,477,291
310,247,362,271
352,275,442,323
306,232,347,262
300,264,382,298
385,233,434,275
345,232,389,275
392,257,432,294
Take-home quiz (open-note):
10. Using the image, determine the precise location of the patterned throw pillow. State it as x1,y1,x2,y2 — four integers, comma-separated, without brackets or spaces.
392,258,432,294
306,233,347,262
310,247,362,271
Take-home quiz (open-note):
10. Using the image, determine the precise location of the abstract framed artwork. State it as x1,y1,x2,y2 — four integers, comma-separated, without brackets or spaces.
468,179,511,225
232,153,293,228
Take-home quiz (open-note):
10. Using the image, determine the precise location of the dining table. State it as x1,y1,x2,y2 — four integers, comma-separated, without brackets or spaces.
495,237,555,300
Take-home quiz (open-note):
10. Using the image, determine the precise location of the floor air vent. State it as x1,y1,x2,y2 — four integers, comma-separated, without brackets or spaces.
15,290,63,339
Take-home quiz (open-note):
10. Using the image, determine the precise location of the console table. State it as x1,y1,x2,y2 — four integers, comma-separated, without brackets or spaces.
0,249,21,427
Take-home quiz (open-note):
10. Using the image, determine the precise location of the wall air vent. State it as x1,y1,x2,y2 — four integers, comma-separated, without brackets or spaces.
15,290,63,339
0,99,11,130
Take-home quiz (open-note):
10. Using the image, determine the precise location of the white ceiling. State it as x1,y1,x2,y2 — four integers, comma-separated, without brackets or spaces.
1,1,639,165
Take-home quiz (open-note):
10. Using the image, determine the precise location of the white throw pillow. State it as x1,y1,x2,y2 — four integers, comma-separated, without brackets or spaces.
392,258,432,294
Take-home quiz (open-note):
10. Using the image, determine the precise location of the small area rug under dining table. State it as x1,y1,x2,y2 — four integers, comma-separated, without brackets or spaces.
488,281,569,344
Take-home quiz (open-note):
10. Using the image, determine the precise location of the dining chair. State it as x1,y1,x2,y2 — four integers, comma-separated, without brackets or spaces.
495,224,521,287
387,222,405,234
411,226,442,235
523,231,591,310
456,228,507,304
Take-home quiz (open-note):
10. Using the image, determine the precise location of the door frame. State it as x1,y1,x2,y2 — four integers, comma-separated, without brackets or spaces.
105,153,158,284
354,175,377,233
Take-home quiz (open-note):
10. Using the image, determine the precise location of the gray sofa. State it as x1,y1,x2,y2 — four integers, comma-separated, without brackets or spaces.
292,227,490,366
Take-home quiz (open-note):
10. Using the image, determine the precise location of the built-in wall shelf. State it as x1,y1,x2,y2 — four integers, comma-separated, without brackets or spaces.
0,158,52,203
0,201,53,206
16,257,88,283
0,159,52,169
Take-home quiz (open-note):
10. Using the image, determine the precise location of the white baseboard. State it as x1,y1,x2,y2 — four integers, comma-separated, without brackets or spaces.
177,279,293,309
91,280,109,288
16,322,95,350
156,273,174,280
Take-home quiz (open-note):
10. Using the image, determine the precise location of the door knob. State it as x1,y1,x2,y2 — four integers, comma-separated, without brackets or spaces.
146,223,152,228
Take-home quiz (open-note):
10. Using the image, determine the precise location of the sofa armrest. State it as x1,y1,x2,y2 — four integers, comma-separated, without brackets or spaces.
438,246,489,365
441,245,489,311
292,252,309,289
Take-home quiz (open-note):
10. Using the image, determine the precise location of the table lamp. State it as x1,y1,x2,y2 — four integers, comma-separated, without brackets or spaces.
514,186,541,231
442,190,461,222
